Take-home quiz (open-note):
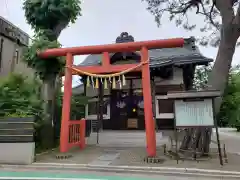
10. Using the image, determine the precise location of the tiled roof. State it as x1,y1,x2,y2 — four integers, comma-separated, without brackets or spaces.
73,34,212,94
78,39,212,67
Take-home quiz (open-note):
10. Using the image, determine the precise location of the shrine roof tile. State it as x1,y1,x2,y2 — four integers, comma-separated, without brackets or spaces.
78,45,212,67
78,35,212,67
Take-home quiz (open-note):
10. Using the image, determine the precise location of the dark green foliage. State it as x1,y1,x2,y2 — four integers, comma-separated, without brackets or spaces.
0,74,44,150
71,93,88,119
22,35,65,80
23,0,81,80
23,0,81,34
194,64,240,130
218,69,240,131
0,74,42,117
56,91,88,119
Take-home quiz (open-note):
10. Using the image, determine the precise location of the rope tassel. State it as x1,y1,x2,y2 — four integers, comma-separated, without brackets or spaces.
104,78,108,89
122,74,126,86
112,77,116,89
67,61,149,90
118,76,122,89
95,78,99,88
86,76,90,87
91,76,95,88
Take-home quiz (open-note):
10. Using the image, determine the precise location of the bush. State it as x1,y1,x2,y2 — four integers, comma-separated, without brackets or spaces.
0,73,44,148
218,70,240,131
194,64,240,130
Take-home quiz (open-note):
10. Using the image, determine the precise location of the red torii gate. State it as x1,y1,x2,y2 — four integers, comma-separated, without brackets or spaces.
39,38,185,157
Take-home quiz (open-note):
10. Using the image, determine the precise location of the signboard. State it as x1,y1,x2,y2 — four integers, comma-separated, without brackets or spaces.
174,99,214,127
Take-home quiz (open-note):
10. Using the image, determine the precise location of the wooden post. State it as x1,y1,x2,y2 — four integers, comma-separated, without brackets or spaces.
99,82,104,131
60,53,73,153
80,119,86,149
141,47,156,157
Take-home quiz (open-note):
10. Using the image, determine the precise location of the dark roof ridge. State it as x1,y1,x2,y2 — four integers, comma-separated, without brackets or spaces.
78,36,212,67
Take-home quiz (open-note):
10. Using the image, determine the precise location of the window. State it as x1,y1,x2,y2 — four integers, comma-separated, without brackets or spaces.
15,49,19,64
0,38,3,69
11,49,19,72
158,99,174,113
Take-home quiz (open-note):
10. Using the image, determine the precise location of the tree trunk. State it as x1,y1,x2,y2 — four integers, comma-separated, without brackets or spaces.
40,76,57,149
180,34,237,157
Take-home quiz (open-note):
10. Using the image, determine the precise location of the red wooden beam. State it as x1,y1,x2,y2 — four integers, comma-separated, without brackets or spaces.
39,38,185,58
71,64,141,75
102,52,110,67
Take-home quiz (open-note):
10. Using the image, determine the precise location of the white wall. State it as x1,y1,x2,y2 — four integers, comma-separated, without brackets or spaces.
0,35,34,78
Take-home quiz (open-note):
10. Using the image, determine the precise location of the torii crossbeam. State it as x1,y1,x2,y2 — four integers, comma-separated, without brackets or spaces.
39,38,186,157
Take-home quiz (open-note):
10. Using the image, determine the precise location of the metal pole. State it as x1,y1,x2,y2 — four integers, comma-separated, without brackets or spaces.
99,83,104,132
97,83,104,144
96,88,100,144
212,98,223,166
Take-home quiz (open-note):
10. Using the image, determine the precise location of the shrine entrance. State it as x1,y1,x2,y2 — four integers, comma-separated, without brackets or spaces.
108,88,144,130
39,38,186,157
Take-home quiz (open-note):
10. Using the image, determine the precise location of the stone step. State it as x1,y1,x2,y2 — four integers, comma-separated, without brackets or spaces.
86,131,166,147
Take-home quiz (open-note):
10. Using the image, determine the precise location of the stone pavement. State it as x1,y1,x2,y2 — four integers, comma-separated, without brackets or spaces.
86,131,165,147
36,129,240,172
212,128,240,155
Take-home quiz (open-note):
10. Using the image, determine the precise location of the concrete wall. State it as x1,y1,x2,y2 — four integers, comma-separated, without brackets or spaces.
0,35,34,78
0,143,35,164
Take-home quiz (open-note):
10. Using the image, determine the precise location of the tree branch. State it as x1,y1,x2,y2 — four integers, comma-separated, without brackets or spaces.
233,2,240,27
197,0,220,30
52,20,69,39
215,0,235,25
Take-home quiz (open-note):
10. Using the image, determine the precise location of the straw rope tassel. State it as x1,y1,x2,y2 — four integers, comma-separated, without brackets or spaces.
104,78,108,89
118,76,122,89
112,77,116,89
122,74,126,86
95,78,99,88
91,76,95,88
86,76,90,87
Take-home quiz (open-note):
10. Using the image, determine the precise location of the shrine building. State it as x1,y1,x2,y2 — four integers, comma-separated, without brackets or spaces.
73,32,212,131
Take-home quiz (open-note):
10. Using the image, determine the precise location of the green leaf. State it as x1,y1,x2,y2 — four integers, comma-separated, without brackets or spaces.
23,0,81,32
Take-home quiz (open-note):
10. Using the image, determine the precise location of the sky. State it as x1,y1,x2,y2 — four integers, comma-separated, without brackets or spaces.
1,0,240,86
